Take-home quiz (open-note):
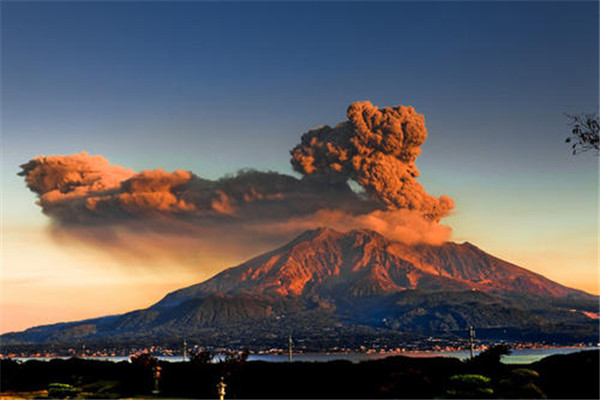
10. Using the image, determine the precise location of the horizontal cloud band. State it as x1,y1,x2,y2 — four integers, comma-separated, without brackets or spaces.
19,154,379,224
19,102,455,267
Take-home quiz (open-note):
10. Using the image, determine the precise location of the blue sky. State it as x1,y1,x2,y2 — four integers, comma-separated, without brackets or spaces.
1,1,598,331
4,1,597,231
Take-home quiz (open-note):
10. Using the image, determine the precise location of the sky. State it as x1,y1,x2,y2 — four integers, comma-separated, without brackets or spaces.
1,1,598,334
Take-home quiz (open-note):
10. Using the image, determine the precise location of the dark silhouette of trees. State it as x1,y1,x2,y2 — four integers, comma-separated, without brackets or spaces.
222,348,249,365
565,113,599,155
469,344,512,365
465,343,512,377
129,353,160,394
1,350,598,398
189,348,213,364
219,349,250,398
129,352,158,368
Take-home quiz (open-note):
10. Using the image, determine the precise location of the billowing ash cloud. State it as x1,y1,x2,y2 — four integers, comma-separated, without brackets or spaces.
19,102,454,268
20,153,375,224
291,101,453,221
20,152,135,223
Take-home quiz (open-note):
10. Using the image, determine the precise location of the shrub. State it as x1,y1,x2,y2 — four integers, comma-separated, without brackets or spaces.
498,368,546,398
48,382,80,399
446,374,494,399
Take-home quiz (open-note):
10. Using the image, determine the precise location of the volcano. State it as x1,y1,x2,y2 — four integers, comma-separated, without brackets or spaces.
159,228,586,304
3,228,598,346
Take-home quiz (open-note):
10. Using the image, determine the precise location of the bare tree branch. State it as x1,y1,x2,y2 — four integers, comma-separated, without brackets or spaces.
565,113,599,155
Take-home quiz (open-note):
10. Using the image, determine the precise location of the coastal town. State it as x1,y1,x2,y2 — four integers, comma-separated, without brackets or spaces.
1,338,596,361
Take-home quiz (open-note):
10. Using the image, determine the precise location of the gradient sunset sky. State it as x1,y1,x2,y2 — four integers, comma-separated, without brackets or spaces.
2,1,598,333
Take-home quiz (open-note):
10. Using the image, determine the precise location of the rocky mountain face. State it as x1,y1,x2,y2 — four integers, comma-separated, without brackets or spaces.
3,229,597,346
157,228,586,306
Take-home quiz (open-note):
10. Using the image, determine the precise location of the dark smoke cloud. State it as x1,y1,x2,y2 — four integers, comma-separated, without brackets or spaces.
20,153,375,224
291,101,453,221
19,102,454,267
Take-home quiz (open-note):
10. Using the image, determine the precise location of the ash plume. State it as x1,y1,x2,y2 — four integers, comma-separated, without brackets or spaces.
291,101,453,221
19,101,454,267
19,153,374,224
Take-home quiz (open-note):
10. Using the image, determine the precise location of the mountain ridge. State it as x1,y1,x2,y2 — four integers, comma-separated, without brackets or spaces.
2,228,597,346
156,227,590,308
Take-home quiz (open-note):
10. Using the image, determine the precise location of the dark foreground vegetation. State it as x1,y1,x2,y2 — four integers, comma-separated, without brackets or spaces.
1,349,598,399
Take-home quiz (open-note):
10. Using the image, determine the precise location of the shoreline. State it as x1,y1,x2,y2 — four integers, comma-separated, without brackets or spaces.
4,345,597,364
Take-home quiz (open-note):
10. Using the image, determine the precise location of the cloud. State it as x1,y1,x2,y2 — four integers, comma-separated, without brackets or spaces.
251,209,451,246
19,101,454,267
20,155,376,224
291,101,454,221
19,152,135,223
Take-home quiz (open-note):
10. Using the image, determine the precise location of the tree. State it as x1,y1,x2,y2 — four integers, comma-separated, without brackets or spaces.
465,343,512,376
222,348,249,371
130,352,159,369
220,348,250,398
468,343,512,366
189,349,213,365
565,113,599,155
130,353,160,394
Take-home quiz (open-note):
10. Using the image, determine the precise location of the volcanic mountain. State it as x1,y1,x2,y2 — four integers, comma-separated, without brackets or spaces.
159,228,585,305
3,228,598,347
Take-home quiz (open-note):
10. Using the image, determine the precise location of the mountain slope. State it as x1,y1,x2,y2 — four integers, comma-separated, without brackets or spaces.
157,228,589,307
3,228,597,346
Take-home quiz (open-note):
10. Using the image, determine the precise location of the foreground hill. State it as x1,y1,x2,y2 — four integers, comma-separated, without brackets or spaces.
3,228,598,346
